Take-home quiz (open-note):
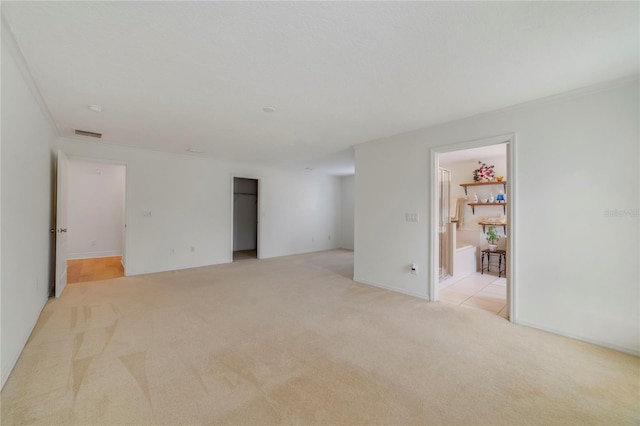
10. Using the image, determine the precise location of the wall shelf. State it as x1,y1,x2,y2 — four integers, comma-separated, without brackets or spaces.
467,202,506,214
460,181,507,195
478,221,507,233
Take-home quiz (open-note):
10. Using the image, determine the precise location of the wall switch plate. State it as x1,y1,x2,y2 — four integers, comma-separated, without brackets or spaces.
405,213,420,222
143,210,152,218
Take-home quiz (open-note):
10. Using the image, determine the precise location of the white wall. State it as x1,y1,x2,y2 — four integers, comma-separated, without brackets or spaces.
354,78,639,355
340,175,354,250
56,138,342,276
1,32,57,387
67,160,125,259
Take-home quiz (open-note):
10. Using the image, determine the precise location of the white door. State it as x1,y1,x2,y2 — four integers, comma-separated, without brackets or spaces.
55,150,69,298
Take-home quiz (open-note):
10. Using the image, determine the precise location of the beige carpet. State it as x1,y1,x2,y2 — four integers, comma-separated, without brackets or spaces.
2,250,638,425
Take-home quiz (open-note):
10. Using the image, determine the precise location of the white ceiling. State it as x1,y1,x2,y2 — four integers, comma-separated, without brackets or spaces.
440,144,507,165
2,2,638,175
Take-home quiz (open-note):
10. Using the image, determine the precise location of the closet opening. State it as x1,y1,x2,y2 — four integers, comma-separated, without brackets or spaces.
232,177,259,261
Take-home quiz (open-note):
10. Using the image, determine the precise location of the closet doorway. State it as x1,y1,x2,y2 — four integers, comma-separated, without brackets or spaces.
232,177,259,261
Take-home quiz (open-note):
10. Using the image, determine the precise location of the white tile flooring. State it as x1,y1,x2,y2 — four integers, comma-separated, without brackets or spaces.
439,272,508,318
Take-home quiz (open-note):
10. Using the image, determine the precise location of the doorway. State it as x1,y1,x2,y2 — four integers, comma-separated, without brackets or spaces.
430,134,516,321
233,177,259,261
65,159,126,284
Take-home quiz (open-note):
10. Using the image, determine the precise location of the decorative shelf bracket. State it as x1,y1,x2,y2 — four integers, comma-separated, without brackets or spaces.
468,203,506,215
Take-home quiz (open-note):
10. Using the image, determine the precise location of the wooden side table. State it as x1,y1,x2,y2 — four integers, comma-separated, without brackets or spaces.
481,249,506,278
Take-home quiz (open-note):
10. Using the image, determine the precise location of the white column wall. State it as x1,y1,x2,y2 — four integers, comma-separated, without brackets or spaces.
340,175,355,250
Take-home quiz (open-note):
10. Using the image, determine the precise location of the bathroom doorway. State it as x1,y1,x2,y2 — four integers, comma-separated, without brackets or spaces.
430,135,515,321
232,177,259,261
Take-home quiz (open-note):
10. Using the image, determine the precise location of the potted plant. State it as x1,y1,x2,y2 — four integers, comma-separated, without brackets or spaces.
486,225,500,251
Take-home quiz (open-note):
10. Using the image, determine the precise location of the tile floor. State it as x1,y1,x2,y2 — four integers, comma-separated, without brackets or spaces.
439,272,507,318
67,256,124,283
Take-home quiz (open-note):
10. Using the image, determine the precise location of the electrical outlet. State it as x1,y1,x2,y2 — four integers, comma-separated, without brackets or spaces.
411,263,418,275
328,235,331,240
190,246,195,253
91,240,96,246
170,248,175,255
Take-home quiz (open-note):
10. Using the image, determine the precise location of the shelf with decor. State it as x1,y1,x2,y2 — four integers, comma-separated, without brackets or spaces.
467,202,507,214
459,181,507,195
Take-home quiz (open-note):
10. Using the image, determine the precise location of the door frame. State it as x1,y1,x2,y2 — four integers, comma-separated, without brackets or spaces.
230,175,261,261
428,133,517,322
65,155,129,275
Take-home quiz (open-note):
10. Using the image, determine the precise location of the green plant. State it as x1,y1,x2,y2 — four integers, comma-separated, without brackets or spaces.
486,225,500,245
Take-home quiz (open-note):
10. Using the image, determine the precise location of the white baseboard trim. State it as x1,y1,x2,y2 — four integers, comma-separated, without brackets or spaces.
353,276,430,301
516,319,640,357
67,251,122,260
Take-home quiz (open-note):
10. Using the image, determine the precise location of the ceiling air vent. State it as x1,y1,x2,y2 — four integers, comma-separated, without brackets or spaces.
74,129,102,138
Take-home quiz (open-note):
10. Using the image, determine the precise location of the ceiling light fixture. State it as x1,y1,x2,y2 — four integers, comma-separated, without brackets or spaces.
262,106,276,113
88,104,103,113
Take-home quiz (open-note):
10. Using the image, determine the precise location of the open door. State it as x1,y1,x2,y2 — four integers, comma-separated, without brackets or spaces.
54,150,69,297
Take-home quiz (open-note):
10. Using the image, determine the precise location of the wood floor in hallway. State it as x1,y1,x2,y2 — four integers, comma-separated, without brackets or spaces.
67,256,124,283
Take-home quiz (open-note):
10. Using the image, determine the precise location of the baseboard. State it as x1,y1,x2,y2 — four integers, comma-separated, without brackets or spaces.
258,246,344,260
516,319,640,357
1,295,48,389
353,276,430,301
67,251,122,260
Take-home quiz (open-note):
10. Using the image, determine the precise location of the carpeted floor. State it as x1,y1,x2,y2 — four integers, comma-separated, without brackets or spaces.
2,249,638,425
